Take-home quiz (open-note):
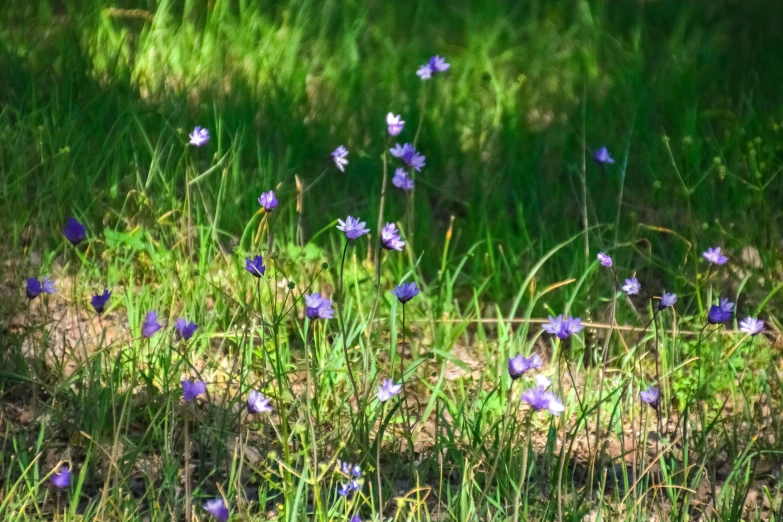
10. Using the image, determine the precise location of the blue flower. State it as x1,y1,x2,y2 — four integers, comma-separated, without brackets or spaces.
597,252,612,267
258,190,279,212
182,379,207,402
50,467,70,489
521,387,565,415
91,289,111,314
189,127,210,147
377,378,401,402
203,498,229,522
381,223,405,251
639,386,659,409
386,113,405,136
392,168,414,191
739,317,764,335
332,146,349,172
141,311,162,338
702,247,728,266
62,217,86,245
593,147,615,165
659,292,677,310
26,277,55,299
508,354,543,380
305,293,334,320
337,216,370,240
541,315,583,339
175,318,198,341
247,390,272,414
245,256,266,277
389,143,425,172
622,277,641,296
391,281,420,304
708,298,734,324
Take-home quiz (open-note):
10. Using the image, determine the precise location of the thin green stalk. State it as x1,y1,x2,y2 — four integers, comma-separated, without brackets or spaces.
513,414,532,522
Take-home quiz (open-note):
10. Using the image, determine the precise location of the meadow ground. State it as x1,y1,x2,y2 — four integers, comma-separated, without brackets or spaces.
2,1,783,521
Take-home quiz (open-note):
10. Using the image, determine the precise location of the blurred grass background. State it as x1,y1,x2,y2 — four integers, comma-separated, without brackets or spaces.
2,0,783,305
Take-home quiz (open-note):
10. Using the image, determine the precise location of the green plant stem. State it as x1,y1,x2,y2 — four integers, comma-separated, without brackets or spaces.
513,414,532,522
337,241,363,443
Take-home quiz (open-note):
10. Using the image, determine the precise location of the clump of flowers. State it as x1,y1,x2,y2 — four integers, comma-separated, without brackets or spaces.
377,378,401,402
141,311,162,338
331,146,349,172
390,143,426,171
305,293,334,320
258,191,278,212
542,315,584,339
189,126,210,147
337,216,370,240
175,318,198,341
247,390,272,414
392,168,414,191
62,217,86,245
245,255,265,277
508,354,543,380
381,223,405,251
702,247,728,266
91,289,111,314
708,298,734,324
182,379,207,402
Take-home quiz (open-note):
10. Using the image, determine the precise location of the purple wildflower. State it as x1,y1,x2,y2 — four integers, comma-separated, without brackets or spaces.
203,498,229,522
702,247,728,266
189,126,210,147
392,168,414,191
377,378,401,402
708,298,734,324
508,354,543,380
91,289,111,314
597,252,612,267
337,216,370,240
175,318,198,341
659,292,677,310
41,277,56,295
26,278,42,299
521,387,565,415
429,55,450,73
50,467,70,489
622,277,641,296
541,315,584,339
305,293,334,320
389,143,425,171
258,190,278,212
416,64,432,80
245,255,265,277
182,379,207,402
331,146,349,172
381,223,405,251
391,281,420,304
338,483,353,497
639,386,659,409
386,113,405,136
62,217,86,245
141,311,161,338
739,317,764,336
593,147,615,165
351,517,361,522
247,390,272,414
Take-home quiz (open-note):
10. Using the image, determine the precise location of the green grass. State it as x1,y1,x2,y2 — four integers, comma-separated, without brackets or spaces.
1,0,783,520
